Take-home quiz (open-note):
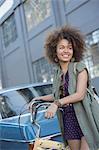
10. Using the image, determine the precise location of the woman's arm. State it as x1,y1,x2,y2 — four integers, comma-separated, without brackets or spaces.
59,69,88,106
29,94,54,110
45,69,88,119
33,94,54,102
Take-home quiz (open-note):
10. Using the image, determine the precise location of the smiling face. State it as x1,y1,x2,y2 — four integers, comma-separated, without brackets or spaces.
56,39,73,63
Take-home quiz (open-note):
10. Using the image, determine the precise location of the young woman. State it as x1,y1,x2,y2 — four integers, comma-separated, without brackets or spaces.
30,26,99,150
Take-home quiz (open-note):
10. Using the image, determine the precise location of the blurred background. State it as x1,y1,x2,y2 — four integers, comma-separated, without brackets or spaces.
0,0,99,90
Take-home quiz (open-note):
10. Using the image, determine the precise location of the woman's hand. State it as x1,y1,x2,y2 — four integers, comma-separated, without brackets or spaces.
45,103,58,119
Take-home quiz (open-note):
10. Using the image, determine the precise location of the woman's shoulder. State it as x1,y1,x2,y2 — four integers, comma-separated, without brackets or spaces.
74,61,87,73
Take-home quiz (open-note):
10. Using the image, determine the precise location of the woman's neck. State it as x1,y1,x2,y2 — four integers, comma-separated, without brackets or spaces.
59,62,69,74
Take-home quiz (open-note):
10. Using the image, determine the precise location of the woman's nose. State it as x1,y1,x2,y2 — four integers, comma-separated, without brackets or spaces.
63,47,69,52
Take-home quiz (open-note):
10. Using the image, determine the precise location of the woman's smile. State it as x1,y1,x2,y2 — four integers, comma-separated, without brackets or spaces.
62,53,70,58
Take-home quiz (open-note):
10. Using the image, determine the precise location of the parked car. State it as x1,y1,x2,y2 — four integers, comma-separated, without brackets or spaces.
0,82,62,150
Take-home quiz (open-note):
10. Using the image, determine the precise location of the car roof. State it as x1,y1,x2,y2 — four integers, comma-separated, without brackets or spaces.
0,82,52,94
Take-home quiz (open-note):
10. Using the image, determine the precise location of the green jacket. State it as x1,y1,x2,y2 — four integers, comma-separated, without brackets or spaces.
53,62,99,150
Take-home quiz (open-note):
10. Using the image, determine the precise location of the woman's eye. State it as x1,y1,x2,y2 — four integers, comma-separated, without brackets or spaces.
69,47,72,50
59,46,64,49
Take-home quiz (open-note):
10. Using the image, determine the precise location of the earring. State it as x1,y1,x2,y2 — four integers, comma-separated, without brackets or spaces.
55,57,59,63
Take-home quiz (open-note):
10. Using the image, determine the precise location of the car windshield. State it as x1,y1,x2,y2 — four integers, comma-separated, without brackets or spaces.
0,83,52,119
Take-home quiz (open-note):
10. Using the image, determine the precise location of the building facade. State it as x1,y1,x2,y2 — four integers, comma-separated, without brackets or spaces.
0,0,99,88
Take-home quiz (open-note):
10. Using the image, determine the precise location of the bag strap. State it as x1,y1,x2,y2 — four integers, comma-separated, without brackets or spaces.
87,88,98,100
73,62,99,101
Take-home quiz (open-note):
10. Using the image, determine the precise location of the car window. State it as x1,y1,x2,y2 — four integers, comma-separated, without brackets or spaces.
0,88,36,119
34,84,52,96
0,83,52,119
17,88,36,103
0,91,28,119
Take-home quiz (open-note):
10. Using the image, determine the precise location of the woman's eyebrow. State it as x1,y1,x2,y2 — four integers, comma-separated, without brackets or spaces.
68,43,72,46
59,44,72,46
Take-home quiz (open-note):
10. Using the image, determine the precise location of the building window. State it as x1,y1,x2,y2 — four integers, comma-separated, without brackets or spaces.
0,0,14,20
83,29,99,78
32,57,55,83
24,0,51,31
2,14,17,47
